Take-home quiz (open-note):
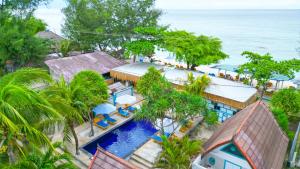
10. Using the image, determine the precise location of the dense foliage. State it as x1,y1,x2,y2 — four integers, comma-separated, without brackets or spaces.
71,71,109,137
156,137,202,169
238,51,300,99
63,0,161,57
0,0,50,70
185,72,211,95
271,88,300,115
0,68,62,164
3,142,77,169
163,31,228,69
136,67,208,135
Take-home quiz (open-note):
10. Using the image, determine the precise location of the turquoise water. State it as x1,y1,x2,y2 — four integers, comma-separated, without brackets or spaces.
36,7,300,65
159,10,300,65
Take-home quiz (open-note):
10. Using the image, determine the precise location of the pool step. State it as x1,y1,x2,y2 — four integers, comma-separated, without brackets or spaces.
129,154,153,169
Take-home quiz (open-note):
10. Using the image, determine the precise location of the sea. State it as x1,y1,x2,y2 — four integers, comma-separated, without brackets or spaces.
35,8,300,66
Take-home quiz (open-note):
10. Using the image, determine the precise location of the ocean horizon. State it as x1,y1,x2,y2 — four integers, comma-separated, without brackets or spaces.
35,8,300,66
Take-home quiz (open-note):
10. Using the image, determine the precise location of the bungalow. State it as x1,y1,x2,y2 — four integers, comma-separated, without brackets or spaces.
110,63,257,122
45,51,126,82
192,101,289,169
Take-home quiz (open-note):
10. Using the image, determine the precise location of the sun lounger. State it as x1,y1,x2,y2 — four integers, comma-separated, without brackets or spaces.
118,107,130,117
96,120,109,129
151,132,171,143
103,114,117,124
127,106,137,112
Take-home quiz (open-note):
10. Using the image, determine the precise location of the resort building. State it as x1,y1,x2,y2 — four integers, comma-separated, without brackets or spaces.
110,63,257,122
89,147,139,169
192,101,289,169
45,51,126,82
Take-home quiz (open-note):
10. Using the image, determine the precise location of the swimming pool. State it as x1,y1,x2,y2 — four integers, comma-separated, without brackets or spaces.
82,120,157,158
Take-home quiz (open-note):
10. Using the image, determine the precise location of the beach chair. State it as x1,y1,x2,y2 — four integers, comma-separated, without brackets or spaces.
103,114,117,124
151,132,171,144
118,107,130,117
127,106,137,112
95,120,109,129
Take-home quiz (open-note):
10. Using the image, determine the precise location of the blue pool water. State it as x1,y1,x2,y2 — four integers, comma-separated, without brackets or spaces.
82,120,157,158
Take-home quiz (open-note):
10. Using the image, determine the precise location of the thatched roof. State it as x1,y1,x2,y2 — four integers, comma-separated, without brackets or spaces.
45,51,126,82
37,30,64,42
203,101,289,169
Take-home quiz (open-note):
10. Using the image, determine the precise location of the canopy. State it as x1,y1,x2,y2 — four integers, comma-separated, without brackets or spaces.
115,94,137,105
271,74,291,81
93,103,116,116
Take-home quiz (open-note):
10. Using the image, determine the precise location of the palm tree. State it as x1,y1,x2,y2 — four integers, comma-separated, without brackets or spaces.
70,70,109,137
156,137,202,169
0,68,62,164
3,142,77,169
185,72,211,95
41,77,85,155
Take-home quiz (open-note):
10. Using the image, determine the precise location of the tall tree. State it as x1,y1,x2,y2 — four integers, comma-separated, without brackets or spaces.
163,31,228,69
63,0,161,57
271,88,300,115
41,77,85,155
238,51,300,99
136,67,207,135
70,71,109,137
0,68,62,164
0,0,50,70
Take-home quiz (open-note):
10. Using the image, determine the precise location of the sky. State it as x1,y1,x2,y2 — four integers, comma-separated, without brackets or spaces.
45,0,300,10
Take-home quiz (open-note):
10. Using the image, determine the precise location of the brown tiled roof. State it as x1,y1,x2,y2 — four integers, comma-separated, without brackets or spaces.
45,51,126,82
37,30,64,42
203,101,289,169
88,148,139,169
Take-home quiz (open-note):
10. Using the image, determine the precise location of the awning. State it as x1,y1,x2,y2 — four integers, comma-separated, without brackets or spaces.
93,103,116,116
115,94,137,105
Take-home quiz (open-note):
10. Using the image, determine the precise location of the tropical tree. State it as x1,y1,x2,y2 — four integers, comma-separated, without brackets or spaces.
156,136,202,169
185,72,211,95
271,88,300,115
70,71,109,137
125,26,166,62
3,142,77,169
238,51,300,99
0,0,50,70
204,111,219,127
163,31,228,69
63,0,162,57
136,67,208,135
40,77,85,155
0,68,62,164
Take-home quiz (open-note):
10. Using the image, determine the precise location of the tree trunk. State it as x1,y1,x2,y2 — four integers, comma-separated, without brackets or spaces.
133,55,136,63
191,64,197,70
8,144,16,164
89,112,94,137
69,122,80,155
187,62,190,69
260,84,267,100
160,117,165,135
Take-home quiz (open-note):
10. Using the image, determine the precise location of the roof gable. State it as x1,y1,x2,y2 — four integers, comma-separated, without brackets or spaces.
203,101,289,169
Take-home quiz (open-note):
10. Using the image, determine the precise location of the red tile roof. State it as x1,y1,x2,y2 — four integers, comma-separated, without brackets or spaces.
45,51,127,82
203,101,289,169
88,148,139,169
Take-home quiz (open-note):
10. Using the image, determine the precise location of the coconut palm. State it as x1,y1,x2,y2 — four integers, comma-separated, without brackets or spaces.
3,142,77,169
185,72,211,95
156,137,202,169
70,70,109,137
41,77,85,155
0,68,62,164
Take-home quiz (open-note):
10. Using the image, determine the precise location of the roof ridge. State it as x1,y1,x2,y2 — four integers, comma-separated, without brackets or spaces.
235,101,261,136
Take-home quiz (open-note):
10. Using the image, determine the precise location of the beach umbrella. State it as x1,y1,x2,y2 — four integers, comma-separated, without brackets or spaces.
93,103,116,116
116,94,137,105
